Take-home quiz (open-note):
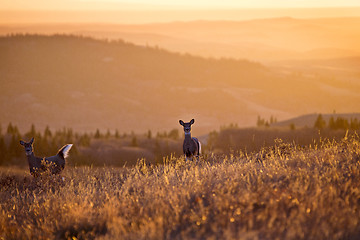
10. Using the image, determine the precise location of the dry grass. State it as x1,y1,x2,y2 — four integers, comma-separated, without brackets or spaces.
1,135,360,240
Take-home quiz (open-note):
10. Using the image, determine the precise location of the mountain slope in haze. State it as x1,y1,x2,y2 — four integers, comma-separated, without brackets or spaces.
273,113,360,128
1,35,359,133
87,17,360,61
2,17,360,62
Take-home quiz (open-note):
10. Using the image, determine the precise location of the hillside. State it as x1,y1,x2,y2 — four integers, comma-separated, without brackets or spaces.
2,17,360,61
1,35,360,133
1,135,360,239
273,113,360,128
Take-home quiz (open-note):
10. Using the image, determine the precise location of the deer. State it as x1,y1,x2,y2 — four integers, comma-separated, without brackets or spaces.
179,119,201,161
19,137,73,177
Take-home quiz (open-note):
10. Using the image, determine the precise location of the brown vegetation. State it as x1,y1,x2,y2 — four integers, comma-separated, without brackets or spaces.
1,135,360,239
208,127,356,154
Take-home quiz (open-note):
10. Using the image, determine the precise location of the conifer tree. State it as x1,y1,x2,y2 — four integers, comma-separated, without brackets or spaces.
25,123,37,139
329,116,336,130
66,128,74,143
115,129,120,139
314,114,326,129
44,126,52,138
7,123,14,135
106,129,111,139
335,117,349,130
94,129,101,139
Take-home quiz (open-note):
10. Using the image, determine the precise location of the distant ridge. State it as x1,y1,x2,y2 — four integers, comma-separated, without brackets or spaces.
1,17,360,61
273,113,360,128
1,34,359,133
0,34,269,133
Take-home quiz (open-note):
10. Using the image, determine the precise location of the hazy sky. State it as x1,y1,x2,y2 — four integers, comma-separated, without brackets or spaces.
1,0,360,24
2,0,360,10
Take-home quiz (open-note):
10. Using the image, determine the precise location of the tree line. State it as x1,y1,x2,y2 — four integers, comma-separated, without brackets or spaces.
314,114,360,130
0,123,181,167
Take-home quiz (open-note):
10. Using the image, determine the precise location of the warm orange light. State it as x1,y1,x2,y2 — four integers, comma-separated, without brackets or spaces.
2,0,360,10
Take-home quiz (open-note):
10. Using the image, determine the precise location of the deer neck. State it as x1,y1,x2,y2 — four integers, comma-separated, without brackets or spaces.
184,132,192,140
26,152,36,167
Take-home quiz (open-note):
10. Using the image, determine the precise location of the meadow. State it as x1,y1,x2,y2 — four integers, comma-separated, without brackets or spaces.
1,9,360,240
1,133,360,239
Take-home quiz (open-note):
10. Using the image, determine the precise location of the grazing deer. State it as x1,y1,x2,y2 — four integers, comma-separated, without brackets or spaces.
19,137,73,177
179,119,201,161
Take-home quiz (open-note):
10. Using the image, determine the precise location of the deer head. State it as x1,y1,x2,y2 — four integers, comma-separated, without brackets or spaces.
179,119,195,134
19,137,34,156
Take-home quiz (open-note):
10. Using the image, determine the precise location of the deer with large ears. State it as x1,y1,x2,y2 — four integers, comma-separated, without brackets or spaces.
19,137,73,177
179,119,201,161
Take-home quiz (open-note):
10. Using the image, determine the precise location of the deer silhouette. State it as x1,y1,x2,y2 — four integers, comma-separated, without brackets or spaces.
179,119,201,161
19,137,73,177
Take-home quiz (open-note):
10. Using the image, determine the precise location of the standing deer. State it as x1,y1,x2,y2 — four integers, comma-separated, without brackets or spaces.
179,119,201,161
19,137,73,177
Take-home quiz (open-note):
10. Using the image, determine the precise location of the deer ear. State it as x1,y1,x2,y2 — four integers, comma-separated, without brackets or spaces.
30,138,34,144
179,120,184,126
20,140,25,146
190,119,195,124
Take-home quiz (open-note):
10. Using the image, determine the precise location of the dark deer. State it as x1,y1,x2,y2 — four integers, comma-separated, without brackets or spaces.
179,119,201,161
19,137,73,177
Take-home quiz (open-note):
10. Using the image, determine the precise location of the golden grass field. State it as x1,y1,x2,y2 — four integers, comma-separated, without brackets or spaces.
1,134,360,239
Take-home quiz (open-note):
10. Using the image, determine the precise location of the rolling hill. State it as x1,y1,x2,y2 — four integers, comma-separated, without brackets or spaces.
1,34,360,133
2,17,360,62
272,113,360,128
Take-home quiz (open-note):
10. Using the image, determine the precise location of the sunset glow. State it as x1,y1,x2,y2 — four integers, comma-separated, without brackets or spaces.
1,1,360,24
1,0,360,238
2,0,360,10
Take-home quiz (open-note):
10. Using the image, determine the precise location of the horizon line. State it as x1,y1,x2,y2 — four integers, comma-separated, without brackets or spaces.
2,6,360,11
1,7,360,24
